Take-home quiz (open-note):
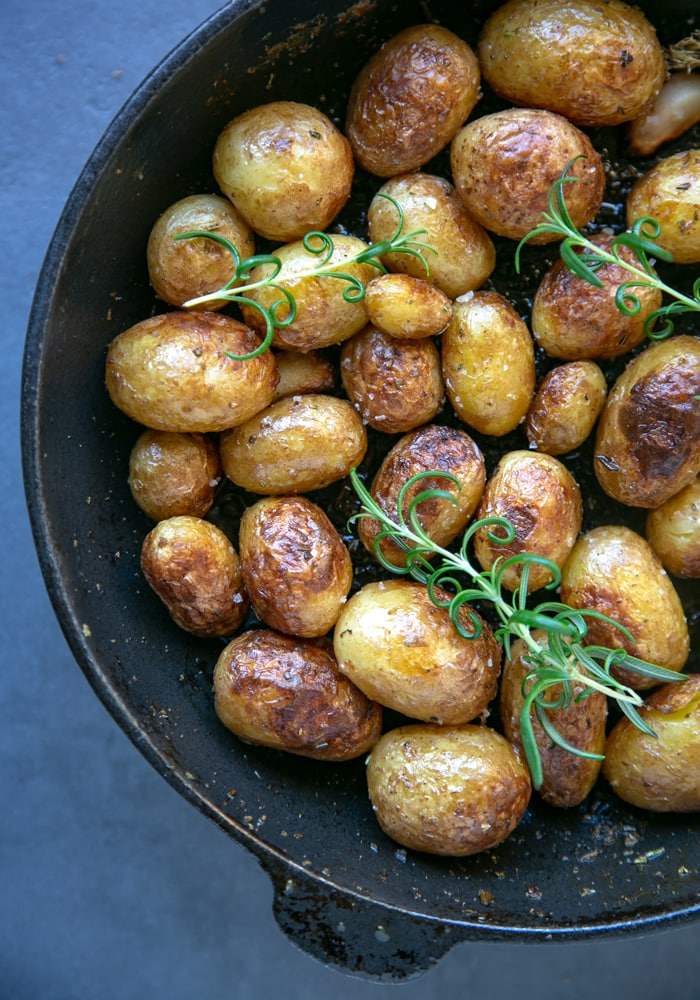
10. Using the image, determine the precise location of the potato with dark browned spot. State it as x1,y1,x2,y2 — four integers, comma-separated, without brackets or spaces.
646,479,700,578
364,274,453,340
525,361,607,455
128,429,221,521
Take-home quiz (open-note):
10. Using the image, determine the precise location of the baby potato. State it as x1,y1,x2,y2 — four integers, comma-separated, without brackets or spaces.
272,349,335,400
345,24,481,177
220,394,367,495
478,0,666,128
450,108,605,242
473,450,583,593
333,579,501,726
525,361,608,455
358,423,486,567
128,429,221,521
603,673,700,812
213,630,382,761
212,101,353,242
500,632,607,808
594,335,700,509
646,479,700,578
105,310,278,433
367,173,496,298
140,516,249,638
364,274,453,340
531,235,663,360
239,235,375,352
366,723,531,856
340,325,444,434
146,193,254,310
238,495,353,638
560,525,690,689
626,150,700,264
441,291,535,437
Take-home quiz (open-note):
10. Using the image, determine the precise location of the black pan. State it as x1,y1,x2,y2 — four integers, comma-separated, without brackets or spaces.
21,0,700,980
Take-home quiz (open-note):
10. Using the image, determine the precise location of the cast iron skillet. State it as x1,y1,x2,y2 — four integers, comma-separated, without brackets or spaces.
22,0,700,980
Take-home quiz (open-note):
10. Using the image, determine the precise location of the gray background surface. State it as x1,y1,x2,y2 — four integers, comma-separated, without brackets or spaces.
2,1,698,996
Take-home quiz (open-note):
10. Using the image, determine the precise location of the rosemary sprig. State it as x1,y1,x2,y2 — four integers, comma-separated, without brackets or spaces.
349,467,685,790
515,156,700,341
176,194,435,360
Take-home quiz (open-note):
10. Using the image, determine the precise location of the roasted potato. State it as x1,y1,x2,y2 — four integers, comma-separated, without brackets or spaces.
366,723,531,856
140,516,249,638
272,349,335,400
213,630,382,761
525,361,608,455
220,393,367,495
626,150,700,264
212,101,353,242
594,335,700,509
627,74,700,158
333,579,501,725
128,429,221,521
645,479,700,578
473,450,583,593
345,24,481,177
560,525,690,689
238,495,353,638
105,310,278,433
450,108,605,242
603,674,700,812
478,0,666,128
339,325,444,434
364,274,453,340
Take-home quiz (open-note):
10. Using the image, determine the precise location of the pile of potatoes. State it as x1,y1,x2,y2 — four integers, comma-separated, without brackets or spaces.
105,0,700,857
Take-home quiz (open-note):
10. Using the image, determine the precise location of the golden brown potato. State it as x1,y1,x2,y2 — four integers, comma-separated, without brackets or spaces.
626,150,700,264
366,723,531,856
603,674,700,812
500,632,607,808
594,335,700,509
105,310,278,433
560,525,690,689
339,325,444,434
531,235,663,360
473,450,583,593
213,630,382,761
146,193,254,310
345,24,481,177
239,235,375,352
450,108,605,242
128,429,221,521
366,173,496,298
441,291,535,437
525,361,608,455
212,101,353,242
238,495,353,638
220,394,367,495
333,579,501,725
357,423,486,567
364,274,453,339
478,0,666,128
272,349,335,400
646,479,700,578
140,516,249,637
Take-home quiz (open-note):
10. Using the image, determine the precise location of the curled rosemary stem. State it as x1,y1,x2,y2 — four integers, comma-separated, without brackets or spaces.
349,468,685,790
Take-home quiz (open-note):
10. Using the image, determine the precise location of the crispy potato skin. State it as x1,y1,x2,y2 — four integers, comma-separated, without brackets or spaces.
358,423,486,567
450,108,605,242
646,479,700,578
141,516,249,637
272,350,335,400
366,724,531,856
473,450,582,593
560,525,690,689
220,394,367,495
626,150,700,264
603,674,700,812
594,336,700,509
128,429,221,521
105,310,278,433
525,361,608,456
213,630,382,761
500,632,607,808
531,235,663,360
212,101,353,242
238,496,353,638
340,325,444,434
346,24,481,177
333,579,501,725
477,0,666,127
364,274,453,340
